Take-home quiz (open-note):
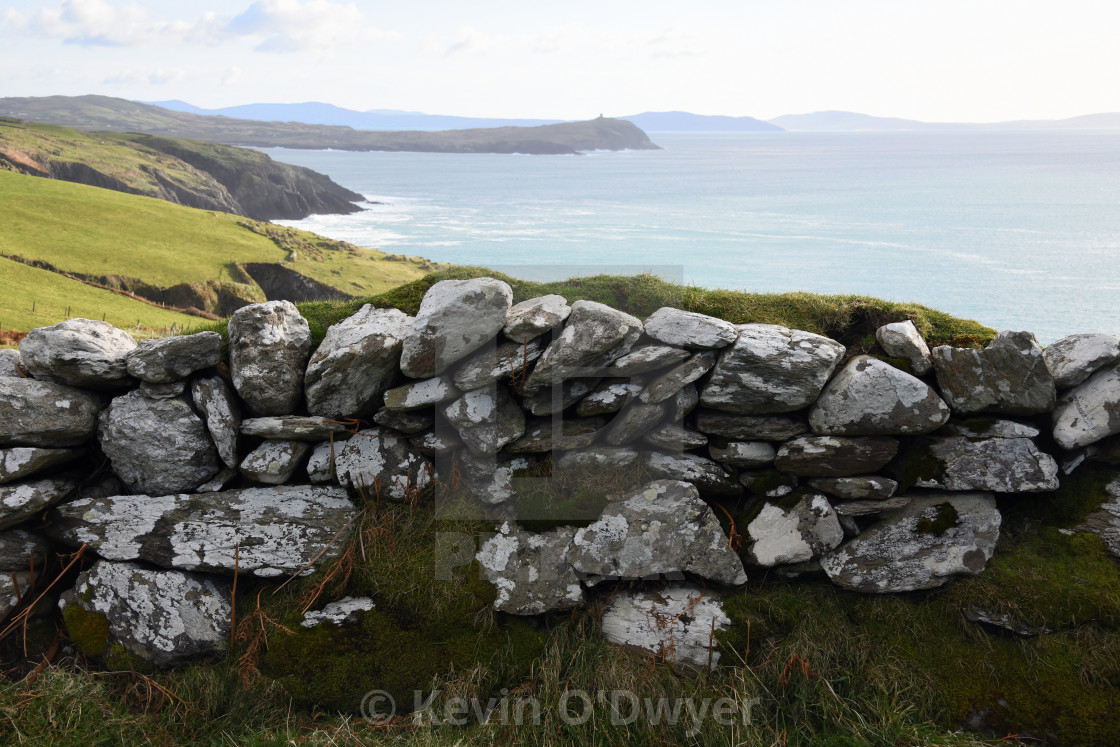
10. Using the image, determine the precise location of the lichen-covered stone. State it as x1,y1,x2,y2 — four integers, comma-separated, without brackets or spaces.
452,337,544,392
708,440,776,468
304,305,411,418
50,486,357,577
642,307,739,350
504,416,604,454
1077,477,1120,558
20,319,136,389
910,435,1060,493
401,278,513,378
1051,362,1120,450
443,385,525,455
383,376,459,412
0,528,50,570
334,428,433,501
665,384,700,422
455,452,537,506
575,380,642,416
503,294,571,341
372,407,434,435
240,416,349,441
306,441,338,483
601,585,730,671
875,320,933,376
775,436,899,478
642,451,741,496
520,378,600,416
301,597,375,628
0,571,31,620
240,440,312,484
476,524,583,614
0,447,83,485
228,300,312,416
1043,333,1120,389
643,422,708,452
809,356,950,436
98,390,220,495
569,480,747,586
819,493,1001,593
125,331,222,384
640,351,719,404
693,410,808,441
932,331,1056,415
556,446,639,470
832,496,912,517
191,376,241,470
745,493,844,567
603,401,665,445
522,301,642,392
700,324,845,414
604,345,689,376
1,476,76,530
807,476,898,500
0,378,101,448
0,349,21,378
59,560,230,667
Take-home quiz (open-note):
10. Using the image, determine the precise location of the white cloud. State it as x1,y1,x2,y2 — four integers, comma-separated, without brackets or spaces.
224,0,395,52
102,67,186,86
4,0,176,46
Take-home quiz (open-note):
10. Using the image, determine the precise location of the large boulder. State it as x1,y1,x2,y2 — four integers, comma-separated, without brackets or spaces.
19,319,135,389
522,301,642,392
49,486,357,577
0,476,77,530
191,376,241,470
809,356,950,435
59,561,230,667
125,331,222,384
0,378,101,448
601,585,730,671
304,305,412,418
744,493,844,567
400,278,513,378
906,433,1060,493
228,301,312,416
503,294,571,341
1051,362,1120,450
1043,333,1120,389
97,390,220,495
875,320,933,376
775,436,899,477
475,524,583,614
334,427,433,501
819,493,1001,593
568,480,747,586
932,331,1056,415
0,447,83,485
642,307,739,350
700,324,845,414
443,385,526,455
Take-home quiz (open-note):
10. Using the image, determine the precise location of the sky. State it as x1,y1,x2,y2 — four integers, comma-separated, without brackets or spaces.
2,0,1118,122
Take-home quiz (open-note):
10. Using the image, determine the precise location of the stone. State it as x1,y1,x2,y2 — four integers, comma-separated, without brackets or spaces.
125,331,222,383
306,441,338,483
700,324,845,415
641,451,741,496
383,376,459,412
807,476,898,500
693,410,808,441
640,351,719,404
476,524,583,614
819,493,1001,593
240,416,349,441
642,307,740,350
1076,477,1120,558
708,440,776,468
372,407,434,435
964,608,1053,637
503,294,571,341
408,431,459,456
228,300,312,416
240,440,312,484
0,477,76,530
745,493,844,566
304,305,411,418
197,468,236,493
455,452,537,506
0,378,101,448
59,561,230,667
575,380,642,416
522,301,642,392
775,436,899,478
1043,333,1120,389
334,428,433,501
0,349,22,378
642,422,708,452
875,320,933,376
0,528,51,569
556,447,639,470
19,319,136,389
0,447,83,485
569,480,746,586
443,386,526,455
832,497,912,517
604,401,665,446
808,356,950,436
521,378,600,416
940,418,1041,439
932,331,1056,415
604,345,690,376
191,376,241,470
138,381,186,399
909,435,1059,493
504,416,604,454
98,390,220,495
301,597,375,628
452,337,544,392
0,572,31,619
50,486,357,577
665,383,700,422
1051,362,1120,450
739,470,798,498
601,585,731,671
401,278,513,377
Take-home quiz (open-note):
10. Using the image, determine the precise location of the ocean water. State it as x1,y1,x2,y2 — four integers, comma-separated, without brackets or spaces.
266,132,1120,343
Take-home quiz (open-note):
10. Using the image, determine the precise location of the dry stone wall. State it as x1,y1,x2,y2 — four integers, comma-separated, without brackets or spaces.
2,279,1120,672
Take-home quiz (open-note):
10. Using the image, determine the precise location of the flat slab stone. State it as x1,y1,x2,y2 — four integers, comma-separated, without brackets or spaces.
642,307,739,350
569,479,747,586
775,436,899,478
556,447,639,470
383,375,459,412
0,528,50,569
50,486,357,578
453,337,544,392
1051,362,1120,450
932,331,1056,415
0,476,76,530
708,440,776,468
304,305,412,418
909,435,1060,493
807,476,898,500
0,378,102,448
820,493,1001,593
1043,333,1120,389
665,384,700,422
60,560,230,667
640,351,718,404
876,320,933,376
643,422,708,452
0,572,31,620
228,301,312,416
0,447,83,485
504,416,604,454
575,380,642,416
241,416,349,441
523,301,642,393
302,597,375,628
745,493,844,566
601,585,731,671
455,452,537,506
700,324,845,415
240,440,312,485
604,401,665,446
476,524,583,614
604,345,689,376
940,418,1040,439
503,294,571,341
832,496,912,517
334,428,433,501
693,410,809,441
401,278,513,378
808,356,949,436
191,376,241,470
20,319,136,389
371,407,434,435
641,451,741,496
443,386,526,455
521,378,600,416
125,331,222,384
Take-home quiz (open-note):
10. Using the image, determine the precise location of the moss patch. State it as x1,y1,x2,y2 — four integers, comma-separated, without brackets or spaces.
917,501,960,536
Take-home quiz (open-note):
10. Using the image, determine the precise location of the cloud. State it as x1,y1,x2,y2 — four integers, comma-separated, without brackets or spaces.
3,0,177,46
227,0,390,52
102,68,186,86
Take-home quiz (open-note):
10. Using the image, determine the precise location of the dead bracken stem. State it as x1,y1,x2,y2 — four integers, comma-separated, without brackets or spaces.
0,544,87,644
229,544,239,655
712,502,741,550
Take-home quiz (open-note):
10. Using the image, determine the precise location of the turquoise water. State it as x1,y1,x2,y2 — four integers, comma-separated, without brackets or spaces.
266,132,1120,343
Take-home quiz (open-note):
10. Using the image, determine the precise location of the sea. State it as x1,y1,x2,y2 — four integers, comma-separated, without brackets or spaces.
265,131,1120,344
